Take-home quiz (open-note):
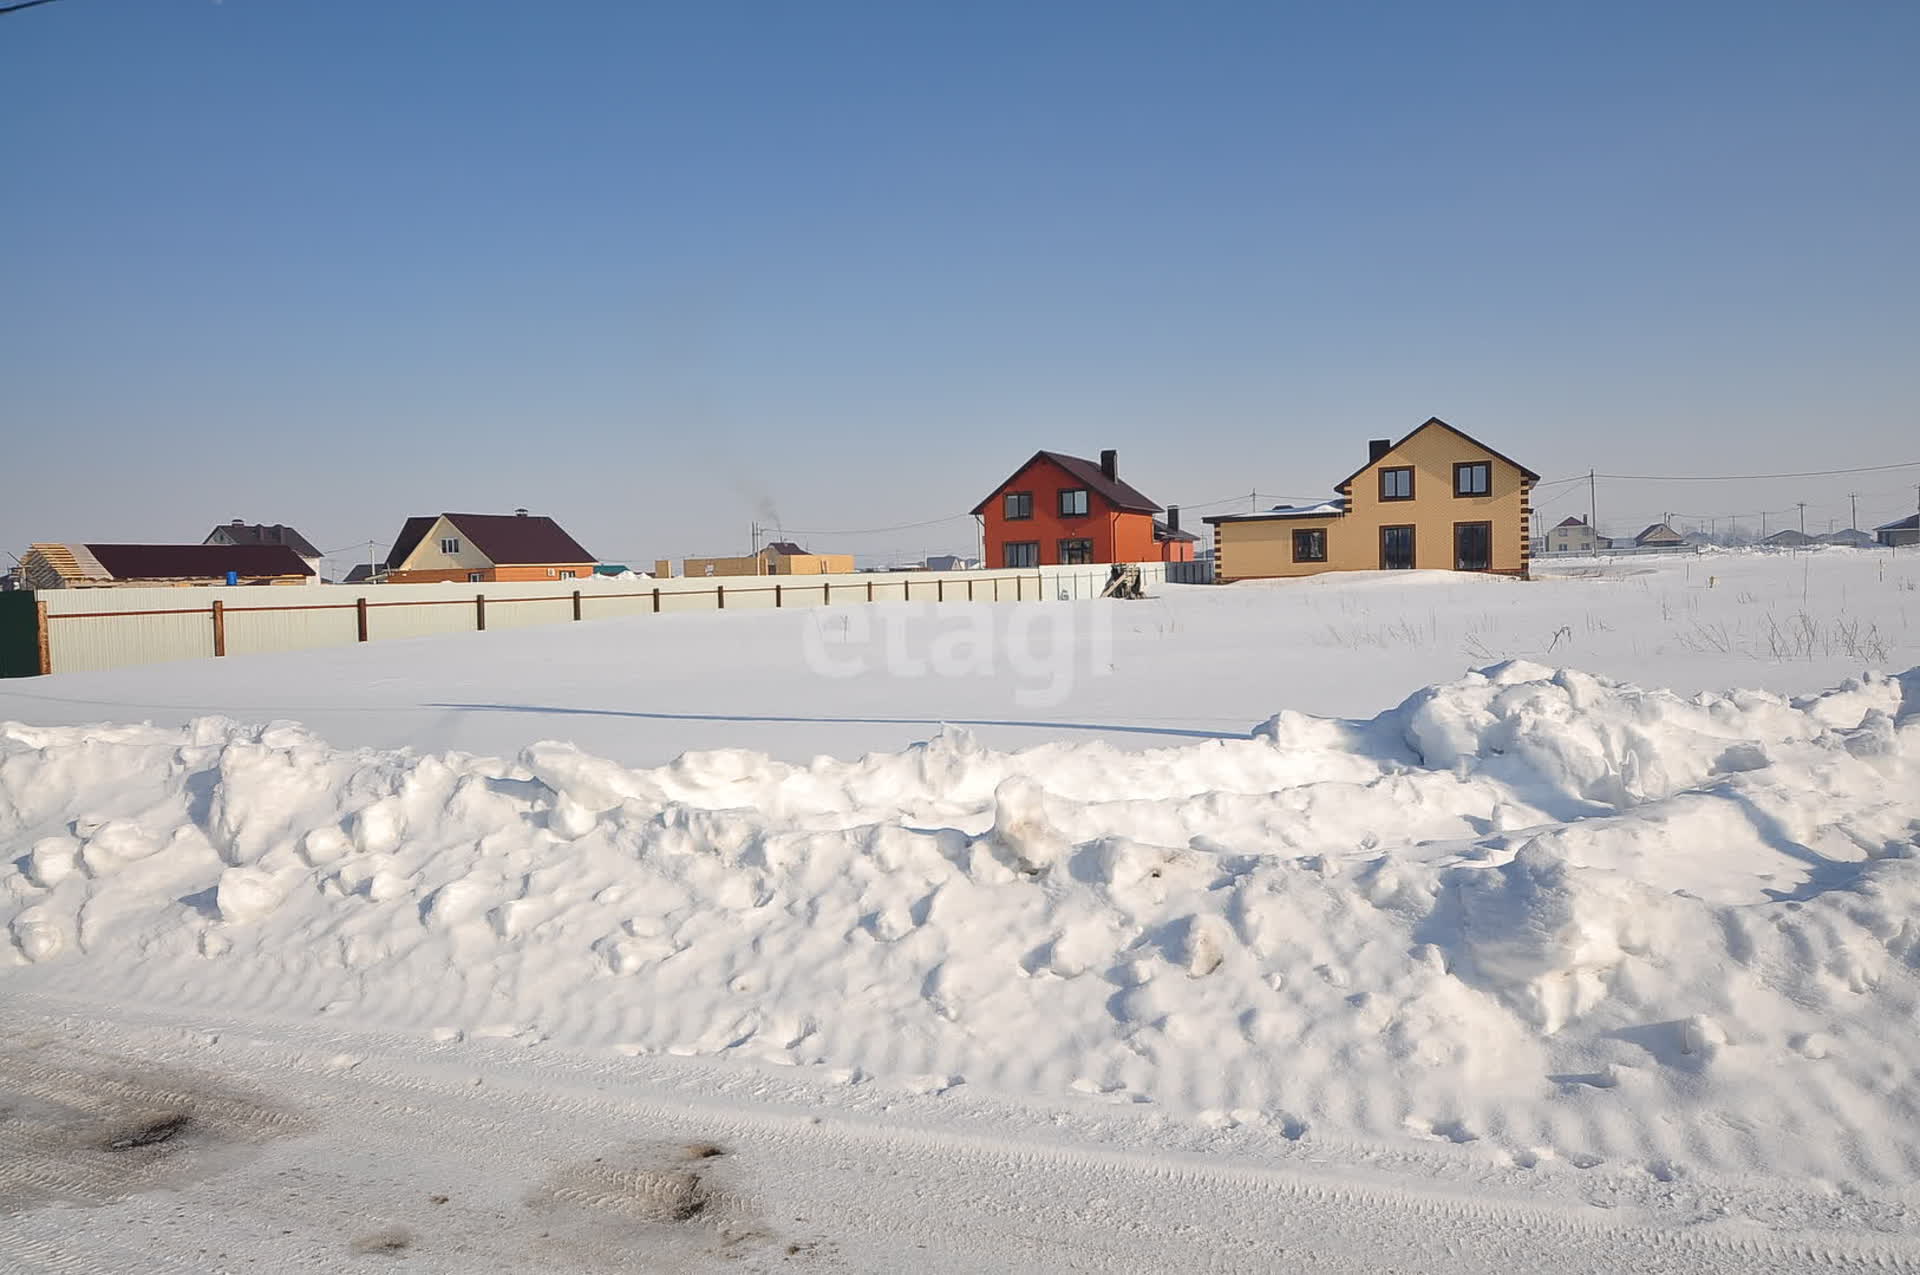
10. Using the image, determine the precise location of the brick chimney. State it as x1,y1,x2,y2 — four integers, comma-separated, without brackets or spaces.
1368,439,1392,463
1167,505,1180,534
1100,449,1118,480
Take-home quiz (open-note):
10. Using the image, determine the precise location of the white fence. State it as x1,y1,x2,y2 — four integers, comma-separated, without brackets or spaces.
24,563,1172,676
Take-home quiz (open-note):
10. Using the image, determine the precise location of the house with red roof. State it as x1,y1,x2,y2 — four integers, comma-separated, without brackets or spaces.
971,449,1195,569
383,511,597,584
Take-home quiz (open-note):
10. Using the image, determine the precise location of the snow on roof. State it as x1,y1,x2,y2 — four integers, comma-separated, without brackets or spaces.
1201,498,1347,524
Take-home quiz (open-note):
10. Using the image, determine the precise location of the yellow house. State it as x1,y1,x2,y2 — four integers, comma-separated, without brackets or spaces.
678,542,856,578
1204,418,1537,582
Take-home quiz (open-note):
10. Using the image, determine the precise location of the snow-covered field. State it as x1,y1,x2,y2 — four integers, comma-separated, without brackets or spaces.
4,547,1920,1272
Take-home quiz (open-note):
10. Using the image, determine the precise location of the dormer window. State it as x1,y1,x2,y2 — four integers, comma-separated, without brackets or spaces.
1059,488,1089,517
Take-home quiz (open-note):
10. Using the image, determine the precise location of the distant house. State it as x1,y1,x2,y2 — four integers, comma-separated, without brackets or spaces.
972,448,1195,569
1763,529,1816,548
677,542,857,578
922,554,982,572
384,511,596,583
1203,418,1537,582
1818,528,1877,548
1876,514,1920,548
341,563,386,585
20,542,314,589
1634,523,1687,548
1543,516,1599,555
1155,510,1200,559
204,521,323,581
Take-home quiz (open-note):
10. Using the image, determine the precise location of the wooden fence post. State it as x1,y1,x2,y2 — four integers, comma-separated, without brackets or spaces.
716,585,725,610
967,579,975,601
211,600,226,657
823,582,831,605
652,587,661,614
35,600,50,676
775,584,783,608
355,597,369,642
937,579,945,602
572,590,582,621
476,594,487,631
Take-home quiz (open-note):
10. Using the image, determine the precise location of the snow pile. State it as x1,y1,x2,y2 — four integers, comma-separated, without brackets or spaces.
4,663,1920,1183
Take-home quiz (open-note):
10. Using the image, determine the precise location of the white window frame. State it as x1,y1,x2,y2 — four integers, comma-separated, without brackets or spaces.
440,537,461,555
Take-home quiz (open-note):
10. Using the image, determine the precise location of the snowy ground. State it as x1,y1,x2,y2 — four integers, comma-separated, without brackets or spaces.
3,547,1920,1272
2,547,1913,766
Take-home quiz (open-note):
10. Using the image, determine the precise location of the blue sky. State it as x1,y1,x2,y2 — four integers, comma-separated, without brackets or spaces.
3,0,1916,570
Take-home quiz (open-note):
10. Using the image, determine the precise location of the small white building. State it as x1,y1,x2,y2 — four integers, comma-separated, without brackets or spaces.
1542,516,1599,554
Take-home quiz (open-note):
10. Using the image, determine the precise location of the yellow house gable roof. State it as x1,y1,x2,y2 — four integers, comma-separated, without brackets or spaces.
1333,417,1540,495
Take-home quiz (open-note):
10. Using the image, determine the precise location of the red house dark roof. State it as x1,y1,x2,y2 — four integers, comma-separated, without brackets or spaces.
86,543,314,580
387,513,595,569
970,450,1163,516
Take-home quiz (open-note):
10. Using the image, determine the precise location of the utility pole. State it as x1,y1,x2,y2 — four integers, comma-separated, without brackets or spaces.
1797,502,1807,535
1588,470,1597,539
1762,510,1768,537
1849,492,1860,532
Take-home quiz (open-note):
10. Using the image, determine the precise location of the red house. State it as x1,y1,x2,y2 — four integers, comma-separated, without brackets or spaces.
972,449,1196,569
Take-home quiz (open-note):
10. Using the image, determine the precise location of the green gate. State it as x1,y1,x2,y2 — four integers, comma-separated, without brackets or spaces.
0,592,43,678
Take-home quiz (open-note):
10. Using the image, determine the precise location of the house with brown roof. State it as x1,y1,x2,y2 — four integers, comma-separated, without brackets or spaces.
383,511,596,584
1543,516,1599,555
971,448,1196,568
19,542,315,588
204,521,324,579
1202,418,1537,582
1634,522,1687,548
674,541,857,578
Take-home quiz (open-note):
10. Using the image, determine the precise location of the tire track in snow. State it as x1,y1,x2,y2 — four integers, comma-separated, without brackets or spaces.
2,994,1916,1274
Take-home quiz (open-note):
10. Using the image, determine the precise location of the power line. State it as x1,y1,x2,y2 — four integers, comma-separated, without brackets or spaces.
1590,460,1920,482
769,512,977,538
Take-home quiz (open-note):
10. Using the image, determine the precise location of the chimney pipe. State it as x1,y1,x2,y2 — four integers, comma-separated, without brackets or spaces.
1100,449,1118,480
1368,439,1392,463
1167,505,1180,534
514,507,529,517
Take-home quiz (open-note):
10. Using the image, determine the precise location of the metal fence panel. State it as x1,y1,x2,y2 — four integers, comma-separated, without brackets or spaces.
27,563,1180,676
224,602,360,657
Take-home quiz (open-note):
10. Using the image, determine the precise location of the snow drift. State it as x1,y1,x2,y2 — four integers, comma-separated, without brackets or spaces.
4,663,1919,1185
